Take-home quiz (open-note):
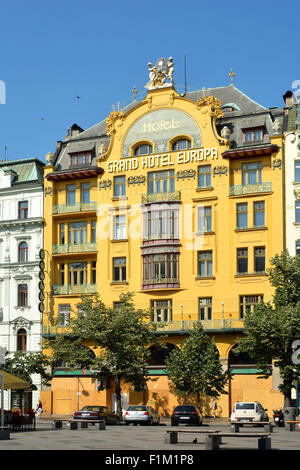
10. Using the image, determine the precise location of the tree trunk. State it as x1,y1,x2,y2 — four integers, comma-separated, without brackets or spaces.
114,376,122,418
196,391,201,411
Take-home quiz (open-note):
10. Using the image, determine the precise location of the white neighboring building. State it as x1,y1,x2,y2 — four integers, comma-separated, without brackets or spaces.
0,158,44,410
283,92,300,257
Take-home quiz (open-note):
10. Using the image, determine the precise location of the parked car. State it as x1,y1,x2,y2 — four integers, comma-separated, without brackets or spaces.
73,406,120,425
230,401,269,425
171,405,203,426
124,405,160,425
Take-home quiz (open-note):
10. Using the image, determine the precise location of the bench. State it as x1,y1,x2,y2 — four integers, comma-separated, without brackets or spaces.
285,421,300,431
206,432,271,451
0,427,10,440
52,419,105,430
231,421,274,433
165,428,221,444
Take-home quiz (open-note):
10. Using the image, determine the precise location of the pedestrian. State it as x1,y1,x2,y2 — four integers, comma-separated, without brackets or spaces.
212,399,217,419
35,401,43,417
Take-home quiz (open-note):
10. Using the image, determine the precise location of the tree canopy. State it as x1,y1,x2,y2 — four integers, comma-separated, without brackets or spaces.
165,323,228,409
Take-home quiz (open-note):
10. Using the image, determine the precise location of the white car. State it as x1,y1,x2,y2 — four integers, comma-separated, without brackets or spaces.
124,405,160,425
231,401,269,425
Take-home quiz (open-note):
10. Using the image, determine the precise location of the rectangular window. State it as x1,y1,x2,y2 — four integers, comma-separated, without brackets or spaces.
70,153,91,166
144,208,179,240
254,247,265,273
60,223,65,244
150,299,172,322
113,257,126,282
148,170,175,194
81,183,90,203
199,297,212,320
296,201,300,223
114,176,126,197
66,184,76,205
243,127,263,143
254,201,265,227
198,165,211,189
68,262,87,285
91,261,96,284
198,206,212,233
143,253,179,284
18,284,28,307
242,162,262,185
237,248,248,274
113,214,126,240
296,241,300,256
236,203,248,229
18,201,28,219
197,251,213,277
92,220,96,243
60,263,65,285
59,304,70,327
68,222,88,244
295,161,300,182
240,295,263,319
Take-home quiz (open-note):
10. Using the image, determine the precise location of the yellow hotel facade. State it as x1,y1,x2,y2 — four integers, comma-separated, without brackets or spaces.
41,62,286,417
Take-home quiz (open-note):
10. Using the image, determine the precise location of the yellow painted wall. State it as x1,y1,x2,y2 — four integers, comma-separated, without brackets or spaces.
42,86,285,417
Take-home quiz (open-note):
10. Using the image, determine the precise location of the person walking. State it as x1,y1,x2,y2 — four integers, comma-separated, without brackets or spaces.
35,401,43,417
212,399,217,419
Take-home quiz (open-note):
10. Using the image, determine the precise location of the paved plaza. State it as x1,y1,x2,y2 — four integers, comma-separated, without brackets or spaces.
0,420,300,452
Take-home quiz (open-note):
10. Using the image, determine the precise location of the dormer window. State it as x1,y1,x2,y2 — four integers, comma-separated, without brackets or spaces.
70,153,92,166
134,143,153,156
243,127,264,144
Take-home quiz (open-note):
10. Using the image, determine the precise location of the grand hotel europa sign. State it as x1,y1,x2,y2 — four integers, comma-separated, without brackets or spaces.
107,108,218,173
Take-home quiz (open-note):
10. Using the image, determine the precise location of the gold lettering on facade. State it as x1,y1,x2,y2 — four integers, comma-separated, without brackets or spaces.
107,148,218,173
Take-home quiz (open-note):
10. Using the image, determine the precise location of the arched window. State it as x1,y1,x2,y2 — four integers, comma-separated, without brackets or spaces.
172,138,191,151
19,242,28,262
17,328,27,351
134,143,153,156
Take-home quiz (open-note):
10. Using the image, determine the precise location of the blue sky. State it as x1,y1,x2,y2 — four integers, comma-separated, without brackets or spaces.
0,0,299,162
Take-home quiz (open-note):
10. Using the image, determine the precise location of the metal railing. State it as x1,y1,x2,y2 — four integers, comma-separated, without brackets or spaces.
152,318,245,332
141,191,181,204
229,182,272,196
52,283,98,295
52,201,97,214
53,242,97,254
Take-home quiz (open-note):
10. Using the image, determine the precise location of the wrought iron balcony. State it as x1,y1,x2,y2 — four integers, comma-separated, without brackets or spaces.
52,201,97,214
52,283,97,295
141,191,181,204
229,182,272,196
152,318,245,332
53,242,97,254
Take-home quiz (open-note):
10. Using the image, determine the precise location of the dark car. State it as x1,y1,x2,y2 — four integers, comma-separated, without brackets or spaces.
73,406,120,425
171,405,202,426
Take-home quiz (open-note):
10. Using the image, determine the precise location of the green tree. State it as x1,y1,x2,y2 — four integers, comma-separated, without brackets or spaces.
46,292,160,417
235,251,300,406
165,323,229,410
2,351,52,410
